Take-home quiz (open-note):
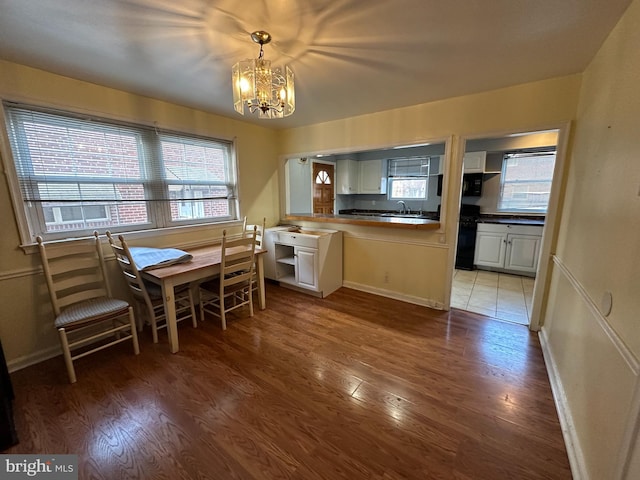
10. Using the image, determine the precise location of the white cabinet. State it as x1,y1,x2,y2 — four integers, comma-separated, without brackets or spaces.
474,223,543,275
434,155,445,175
463,151,487,173
358,159,386,194
336,159,358,194
294,247,318,289
474,229,508,268
265,227,343,297
336,158,386,194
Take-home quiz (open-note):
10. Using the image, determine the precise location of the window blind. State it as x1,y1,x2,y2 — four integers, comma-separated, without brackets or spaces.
3,102,237,239
387,157,430,177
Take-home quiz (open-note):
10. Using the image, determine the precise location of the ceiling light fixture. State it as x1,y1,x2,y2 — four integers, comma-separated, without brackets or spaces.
232,31,295,119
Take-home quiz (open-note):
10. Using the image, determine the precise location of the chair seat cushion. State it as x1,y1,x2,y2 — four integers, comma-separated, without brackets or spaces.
55,297,130,329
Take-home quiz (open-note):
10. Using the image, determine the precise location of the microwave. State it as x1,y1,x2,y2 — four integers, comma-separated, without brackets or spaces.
462,173,483,196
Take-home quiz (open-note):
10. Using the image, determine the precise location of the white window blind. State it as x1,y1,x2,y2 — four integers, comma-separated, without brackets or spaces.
3,103,237,240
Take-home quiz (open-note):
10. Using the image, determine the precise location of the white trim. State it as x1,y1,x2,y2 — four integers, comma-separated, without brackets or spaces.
7,345,61,373
615,379,640,479
539,327,588,480
0,266,41,281
0,102,33,246
529,121,572,332
342,281,444,310
552,255,639,375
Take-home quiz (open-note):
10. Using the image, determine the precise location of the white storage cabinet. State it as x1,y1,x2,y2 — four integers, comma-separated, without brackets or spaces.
264,227,343,297
463,151,487,173
336,159,358,194
336,158,386,194
358,159,386,194
474,223,543,275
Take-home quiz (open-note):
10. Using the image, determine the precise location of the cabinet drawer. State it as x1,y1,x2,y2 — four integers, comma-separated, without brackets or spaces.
275,232,319,249
477,223,543,236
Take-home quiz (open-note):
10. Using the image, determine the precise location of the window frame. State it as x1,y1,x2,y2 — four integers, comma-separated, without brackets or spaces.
0,102,240,245
387,156,430,201
497,149,556,214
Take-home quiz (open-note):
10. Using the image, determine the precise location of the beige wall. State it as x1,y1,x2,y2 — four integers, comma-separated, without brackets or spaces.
278,75,581,311
3,15,638,475
541,0,640,478
0,60,281,366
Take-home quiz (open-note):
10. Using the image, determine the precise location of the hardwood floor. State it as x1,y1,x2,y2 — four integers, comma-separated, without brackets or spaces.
4,283,572,479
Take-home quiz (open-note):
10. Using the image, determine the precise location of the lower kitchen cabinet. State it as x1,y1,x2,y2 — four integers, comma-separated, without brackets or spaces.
474,223,543,275
264,227,343,297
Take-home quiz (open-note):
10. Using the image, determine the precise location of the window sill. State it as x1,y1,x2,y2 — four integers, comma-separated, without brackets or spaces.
19,219,244,255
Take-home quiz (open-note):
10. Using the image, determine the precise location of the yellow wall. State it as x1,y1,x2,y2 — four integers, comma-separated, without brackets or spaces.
278,75,581,310
541,0,640,477
0,60,281,366
1,6,638,476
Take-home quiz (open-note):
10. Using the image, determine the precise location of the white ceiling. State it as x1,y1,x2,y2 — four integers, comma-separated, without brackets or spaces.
0,0,632,129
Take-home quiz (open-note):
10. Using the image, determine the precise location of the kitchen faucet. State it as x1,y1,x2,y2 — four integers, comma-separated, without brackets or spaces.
397,201,409,214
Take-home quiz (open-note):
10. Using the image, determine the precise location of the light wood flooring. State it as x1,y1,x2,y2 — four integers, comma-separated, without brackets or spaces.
4,283,572,479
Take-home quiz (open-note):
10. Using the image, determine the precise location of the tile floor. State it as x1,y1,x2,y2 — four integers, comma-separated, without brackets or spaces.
451,269,535,325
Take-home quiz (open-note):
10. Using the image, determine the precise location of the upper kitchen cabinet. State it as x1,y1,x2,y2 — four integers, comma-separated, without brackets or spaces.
358,159,387,194
463,151,487,173
336,158,387,194
336,159,358,194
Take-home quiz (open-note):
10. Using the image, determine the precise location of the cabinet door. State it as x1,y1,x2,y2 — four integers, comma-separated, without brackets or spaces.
295,247,318,290
463,151,487,173
505,234,541,273
358,159,386,194
336,159,358,194
474,231,507,267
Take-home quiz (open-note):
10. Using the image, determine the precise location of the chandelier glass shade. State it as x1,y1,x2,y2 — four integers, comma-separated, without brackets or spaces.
232,31,295,119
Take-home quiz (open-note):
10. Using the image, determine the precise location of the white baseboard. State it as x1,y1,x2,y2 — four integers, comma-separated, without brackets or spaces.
342,281,444,310
7,345,61,373
539,327,588,480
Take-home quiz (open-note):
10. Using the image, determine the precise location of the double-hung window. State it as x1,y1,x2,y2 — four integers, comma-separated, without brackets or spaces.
498,150,556,213
3,103,238,242
387,156,430,200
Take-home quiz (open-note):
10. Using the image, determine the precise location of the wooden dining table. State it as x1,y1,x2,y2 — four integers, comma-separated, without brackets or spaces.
141,244,267,353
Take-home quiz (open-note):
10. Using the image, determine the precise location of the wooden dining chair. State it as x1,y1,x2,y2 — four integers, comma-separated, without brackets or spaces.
199,227,257,330
244,217,265,297
36,232,140,384
106,232,198,343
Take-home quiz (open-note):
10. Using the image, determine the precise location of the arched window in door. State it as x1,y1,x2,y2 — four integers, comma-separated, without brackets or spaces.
315,169,332,184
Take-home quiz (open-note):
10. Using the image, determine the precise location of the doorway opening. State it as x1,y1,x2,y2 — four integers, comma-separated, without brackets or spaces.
450,128,561,327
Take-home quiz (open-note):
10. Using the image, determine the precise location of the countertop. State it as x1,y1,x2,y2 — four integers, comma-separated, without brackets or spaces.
478,215,545,226
284,213,440,230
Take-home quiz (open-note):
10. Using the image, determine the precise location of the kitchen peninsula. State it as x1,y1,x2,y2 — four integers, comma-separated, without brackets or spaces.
283,213,440,230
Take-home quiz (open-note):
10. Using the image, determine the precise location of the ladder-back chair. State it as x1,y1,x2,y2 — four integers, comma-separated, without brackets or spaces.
106,232,197,343
244,217,265,297
199,227,257,330
36,232,139,384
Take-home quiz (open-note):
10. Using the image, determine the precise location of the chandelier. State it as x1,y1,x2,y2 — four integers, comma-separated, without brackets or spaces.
232,31,295,119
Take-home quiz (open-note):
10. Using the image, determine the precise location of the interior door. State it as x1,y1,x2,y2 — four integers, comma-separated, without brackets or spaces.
312,163,335,214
